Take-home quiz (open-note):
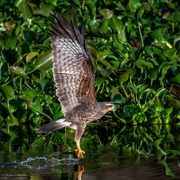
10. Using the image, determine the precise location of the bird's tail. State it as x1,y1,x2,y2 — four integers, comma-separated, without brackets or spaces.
39,118,71,133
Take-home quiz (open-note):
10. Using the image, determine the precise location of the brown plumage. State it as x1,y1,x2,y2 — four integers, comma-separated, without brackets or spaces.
39,11,114,158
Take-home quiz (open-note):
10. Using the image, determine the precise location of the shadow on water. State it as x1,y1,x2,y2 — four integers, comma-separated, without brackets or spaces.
0,124,179,179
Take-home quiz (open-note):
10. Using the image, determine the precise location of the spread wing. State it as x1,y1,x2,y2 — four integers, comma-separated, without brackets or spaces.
49,12,97,115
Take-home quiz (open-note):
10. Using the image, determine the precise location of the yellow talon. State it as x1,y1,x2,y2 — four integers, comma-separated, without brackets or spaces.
74,149,85,158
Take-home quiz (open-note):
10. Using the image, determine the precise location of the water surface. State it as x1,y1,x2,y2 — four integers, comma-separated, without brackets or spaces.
0,151,179,179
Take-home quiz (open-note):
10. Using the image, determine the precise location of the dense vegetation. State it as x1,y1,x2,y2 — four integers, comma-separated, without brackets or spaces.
0,0,179,177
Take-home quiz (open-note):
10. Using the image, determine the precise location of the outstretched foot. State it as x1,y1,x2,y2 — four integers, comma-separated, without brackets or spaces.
74,149,85,158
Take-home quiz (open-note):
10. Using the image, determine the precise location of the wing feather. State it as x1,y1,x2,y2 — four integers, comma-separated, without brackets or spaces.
50,12,97,115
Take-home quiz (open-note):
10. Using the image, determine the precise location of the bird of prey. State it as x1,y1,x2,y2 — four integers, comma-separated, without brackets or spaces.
39,11,114,158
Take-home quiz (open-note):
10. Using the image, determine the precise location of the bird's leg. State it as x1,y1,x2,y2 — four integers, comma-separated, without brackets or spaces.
74,138,85,158
74,125,86,158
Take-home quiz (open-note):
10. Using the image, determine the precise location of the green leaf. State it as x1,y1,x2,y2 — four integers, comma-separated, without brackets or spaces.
4,36,17,50
110,60,120,67
156,88,168,97
137,84,147,91
111,88,125,104
99,59,111,67
33,4,55,17
6,113,19,126
123,104,138,118
24,89,39,99
136,4,145,20
73,0,80,6
159,62,173,71
144,88,155,99
120,58,130,68
165,95,180,110
173,7,180,22
144,46,153,56
152,46,163,55
21,2,32,20
170,73,180,83
19,94,33,102
33,50,52,71
9,66,26,78
159,65,171,82
119,71,129,85
30,136,46,149
166,133,174,142
23,30,36,45
109,17,123,33
128,84,137,95
95,77,105,87
9,100,18,113
1,101,18,113
1,128,18,139
100,19,110,34
164,48,177,63
147,68,158,81
162,160,175,177
26,52,39,63
121,146,132,157
31,101,43,115
137,57,154,70
149,30,164,41
125,67,136,77
38,79,49,90
117,27,127,42
142,60,154,69
1,85,15,100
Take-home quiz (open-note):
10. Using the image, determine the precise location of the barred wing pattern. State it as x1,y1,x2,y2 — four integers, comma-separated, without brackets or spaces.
50,12,97,115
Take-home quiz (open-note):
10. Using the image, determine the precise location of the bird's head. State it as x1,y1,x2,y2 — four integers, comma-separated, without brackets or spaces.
98,102,115,115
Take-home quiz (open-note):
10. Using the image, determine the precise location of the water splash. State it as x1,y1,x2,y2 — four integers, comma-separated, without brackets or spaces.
2,156,79,170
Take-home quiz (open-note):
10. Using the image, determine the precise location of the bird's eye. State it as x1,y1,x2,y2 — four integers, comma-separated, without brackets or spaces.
106,104,114,109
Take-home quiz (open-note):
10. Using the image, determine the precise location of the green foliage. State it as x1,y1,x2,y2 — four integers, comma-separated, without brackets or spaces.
0,0,179,177
87,0,180,126
0,1,179,175
0,0,61,151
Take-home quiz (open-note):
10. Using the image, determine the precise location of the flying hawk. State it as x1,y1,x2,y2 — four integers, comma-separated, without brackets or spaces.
39,11,114,158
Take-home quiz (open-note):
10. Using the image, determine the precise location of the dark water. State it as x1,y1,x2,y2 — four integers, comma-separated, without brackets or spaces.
0,151,179,180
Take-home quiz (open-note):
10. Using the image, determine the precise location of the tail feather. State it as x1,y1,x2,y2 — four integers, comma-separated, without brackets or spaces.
39,118,71,133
